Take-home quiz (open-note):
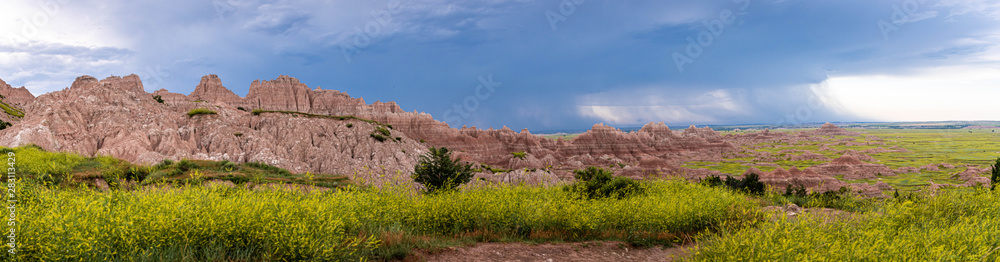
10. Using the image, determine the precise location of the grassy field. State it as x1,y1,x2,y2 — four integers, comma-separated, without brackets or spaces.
7,145,761,261
7,127,1000,261
12,179,758,261
686,188,1000,261
681,129,1000,192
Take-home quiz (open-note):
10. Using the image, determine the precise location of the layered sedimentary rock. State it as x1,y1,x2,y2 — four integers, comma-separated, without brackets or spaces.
0,75,424,175
807,155,896,180
0,78,34,125
0,78,35,107
188,74,240,104
803,123,860,136
0,74,740,180
5,74,969,195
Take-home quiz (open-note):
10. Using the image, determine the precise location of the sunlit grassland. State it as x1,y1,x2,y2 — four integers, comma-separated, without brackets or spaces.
686,188,1000,261
865,129,1000,169
682,129,999,192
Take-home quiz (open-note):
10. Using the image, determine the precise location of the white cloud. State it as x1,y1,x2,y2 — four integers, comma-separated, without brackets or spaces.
575,87,751,125
826,65,1000,121
244,4,311,35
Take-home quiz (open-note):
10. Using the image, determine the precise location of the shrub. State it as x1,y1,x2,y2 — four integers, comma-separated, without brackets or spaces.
243,161,292,177
237,107,247,112
152,95,164,104
176,159,198,172
0,120,11,130
375,126,391,136
187,108,217,117
395,137,402,142
703,173,766,195
252,109,265,116
346,123,353,128
992,157,999,191
784,184,808,197
565,166,644,199
511,151,527,160
412,147,473,193
124,166,150,181
234,132,243,137
370,133,387,142
221,160,239,172
154,159,174,170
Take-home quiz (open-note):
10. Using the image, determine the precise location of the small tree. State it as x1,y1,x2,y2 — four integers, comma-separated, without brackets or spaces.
991,157,999,191
412,147,473,193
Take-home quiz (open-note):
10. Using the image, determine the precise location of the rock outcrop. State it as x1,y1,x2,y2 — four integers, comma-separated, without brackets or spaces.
0,74,738,180
188,74,240,104
0,75,425,175
807,155,895,180
803,123,860,136
0,78,35,107
0,77,35,125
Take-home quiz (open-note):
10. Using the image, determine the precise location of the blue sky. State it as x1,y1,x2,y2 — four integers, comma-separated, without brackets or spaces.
2,0,999,131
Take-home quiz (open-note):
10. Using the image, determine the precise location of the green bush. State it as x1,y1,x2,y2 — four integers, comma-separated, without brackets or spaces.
187,108,217,117
346,123,353,128
221,160,239,172
703,173,766,195
375,126,391,136
152,95,164,104
412,147,473,193
370,133,387,142
175,159,198,172
242,161,292,177
511,151,527,160
991,157,999,191
565,166,644,199
154,159,174,170
252,109,265,116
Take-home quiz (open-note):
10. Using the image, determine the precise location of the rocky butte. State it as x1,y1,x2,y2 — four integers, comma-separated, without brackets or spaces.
0,74,991,193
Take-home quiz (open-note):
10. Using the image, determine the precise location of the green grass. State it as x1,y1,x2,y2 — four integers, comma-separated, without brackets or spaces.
682,129,1000,192
686,188,1000,261
2,145,348,189
251,109,389,127
12,178,758,261
0,99,24,118
186,108,217,117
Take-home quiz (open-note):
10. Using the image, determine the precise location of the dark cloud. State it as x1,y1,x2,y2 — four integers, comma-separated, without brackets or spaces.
4,0,999,131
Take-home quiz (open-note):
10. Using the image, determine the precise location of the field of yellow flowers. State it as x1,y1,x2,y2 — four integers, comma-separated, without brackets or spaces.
9,144,1000,261
12,180,757,261
7,142,759,261
686,187,1000,261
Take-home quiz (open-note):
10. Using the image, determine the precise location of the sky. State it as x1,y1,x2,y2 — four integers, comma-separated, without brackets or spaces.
1,0,999,131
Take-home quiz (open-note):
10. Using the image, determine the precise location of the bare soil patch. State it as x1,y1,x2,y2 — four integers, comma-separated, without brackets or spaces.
408,241,690,262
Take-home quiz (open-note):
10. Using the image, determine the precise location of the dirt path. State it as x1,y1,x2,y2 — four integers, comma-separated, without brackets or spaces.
409,241,691,262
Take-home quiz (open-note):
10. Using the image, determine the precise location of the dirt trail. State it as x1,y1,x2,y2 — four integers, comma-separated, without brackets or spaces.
409,241,691,262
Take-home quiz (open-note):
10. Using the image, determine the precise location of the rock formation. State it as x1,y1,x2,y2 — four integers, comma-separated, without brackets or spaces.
802,123,860,136
188,74,240,104
0,75,425,175
0,78,35,107
0,73,980,195
807,154,895,180
0,77,35,125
